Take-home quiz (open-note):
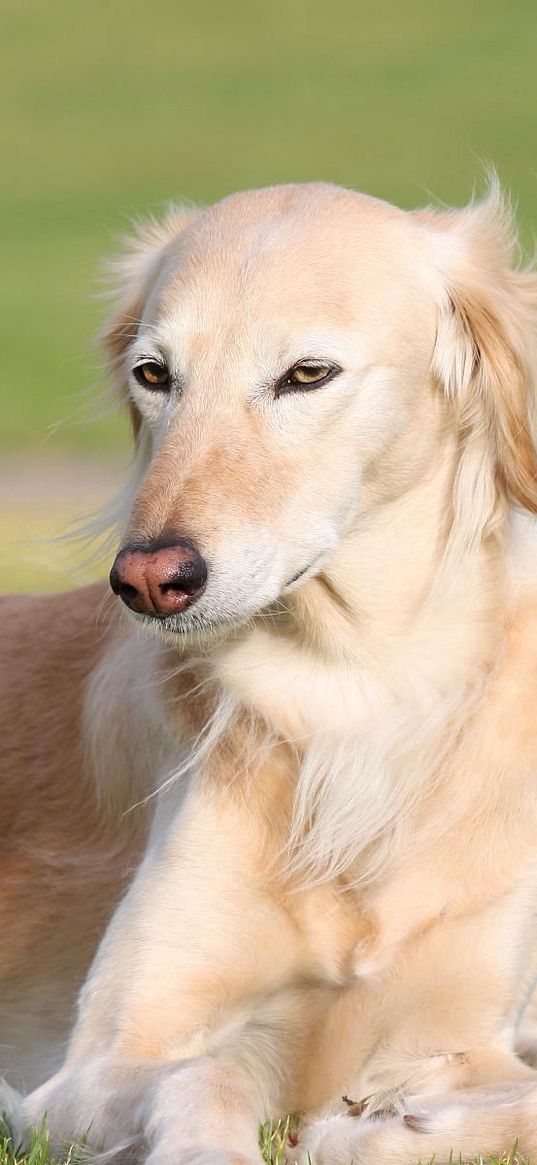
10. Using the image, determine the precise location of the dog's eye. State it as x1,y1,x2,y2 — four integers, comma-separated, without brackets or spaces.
276,361,339,396
133,361,170,390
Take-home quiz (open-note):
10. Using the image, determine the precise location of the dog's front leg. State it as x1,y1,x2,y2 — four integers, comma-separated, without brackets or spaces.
291,878,537,1165
22,775,307,1163
144,1056,269,1165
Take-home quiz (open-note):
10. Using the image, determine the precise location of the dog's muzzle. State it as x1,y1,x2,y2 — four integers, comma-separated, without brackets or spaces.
110,539,208,617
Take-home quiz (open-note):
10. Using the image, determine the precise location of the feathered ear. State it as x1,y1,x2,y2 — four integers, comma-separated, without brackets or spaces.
425,181,537,518
101,205,197,439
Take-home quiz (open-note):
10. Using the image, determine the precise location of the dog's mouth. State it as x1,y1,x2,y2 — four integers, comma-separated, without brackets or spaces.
283,551,327,590
286,562,312,587
122,552,327,642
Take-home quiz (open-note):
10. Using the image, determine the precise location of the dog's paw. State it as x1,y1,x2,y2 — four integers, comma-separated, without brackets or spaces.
286,1110,398,1165
286,1083,537,1165
287,1114,354,1165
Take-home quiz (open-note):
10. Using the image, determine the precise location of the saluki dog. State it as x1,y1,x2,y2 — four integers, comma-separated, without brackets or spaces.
3,180,537,1163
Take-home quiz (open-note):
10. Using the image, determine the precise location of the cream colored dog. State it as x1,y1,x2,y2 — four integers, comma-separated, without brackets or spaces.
3,180,537,1164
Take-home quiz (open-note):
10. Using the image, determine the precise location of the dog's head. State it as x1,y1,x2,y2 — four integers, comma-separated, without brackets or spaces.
104,181,537,639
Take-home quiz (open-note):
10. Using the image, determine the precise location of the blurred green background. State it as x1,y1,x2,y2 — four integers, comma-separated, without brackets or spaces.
1,0,536,590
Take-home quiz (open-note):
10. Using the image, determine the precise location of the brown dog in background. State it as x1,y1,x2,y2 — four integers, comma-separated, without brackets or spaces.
3,180,537,1164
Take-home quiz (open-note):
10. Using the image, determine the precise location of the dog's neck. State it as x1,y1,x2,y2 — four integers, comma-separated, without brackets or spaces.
206,449,508,883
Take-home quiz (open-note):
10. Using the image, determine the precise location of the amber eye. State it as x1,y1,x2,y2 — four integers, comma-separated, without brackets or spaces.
276,361,339,395
133,361,170,390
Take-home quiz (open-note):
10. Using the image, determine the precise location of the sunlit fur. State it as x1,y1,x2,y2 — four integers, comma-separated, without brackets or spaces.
3,180,537,1164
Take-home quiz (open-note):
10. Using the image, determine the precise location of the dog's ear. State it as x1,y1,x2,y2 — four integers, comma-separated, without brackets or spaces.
102,205,197,439
424,182,537,516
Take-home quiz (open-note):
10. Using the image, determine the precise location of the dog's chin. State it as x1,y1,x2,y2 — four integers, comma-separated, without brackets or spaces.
125,607,245,648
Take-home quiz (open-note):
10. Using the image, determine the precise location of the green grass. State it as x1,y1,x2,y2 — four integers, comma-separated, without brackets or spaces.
1,0,537,454
0,1117,531,1165
0,1125,77,1165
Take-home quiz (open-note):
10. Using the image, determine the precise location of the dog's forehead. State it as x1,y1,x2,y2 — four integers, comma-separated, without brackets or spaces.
145,184,435,350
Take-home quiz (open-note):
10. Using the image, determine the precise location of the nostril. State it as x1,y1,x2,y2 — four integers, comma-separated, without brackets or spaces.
159,560,208,597
118,581,141,605
110,566,140,605
161,581,197,597
109,560,145,612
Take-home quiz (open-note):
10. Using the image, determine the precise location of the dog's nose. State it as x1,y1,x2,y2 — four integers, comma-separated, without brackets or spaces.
109,540,208,617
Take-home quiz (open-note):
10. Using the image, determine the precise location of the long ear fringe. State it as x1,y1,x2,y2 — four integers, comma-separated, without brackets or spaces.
100,203,199,439
55,206,199,575
428,176,537,519
101,202,198,318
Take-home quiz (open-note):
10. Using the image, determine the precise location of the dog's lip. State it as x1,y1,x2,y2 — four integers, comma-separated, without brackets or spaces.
286,563,311,586
128,607,238,637
285,552,325,588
